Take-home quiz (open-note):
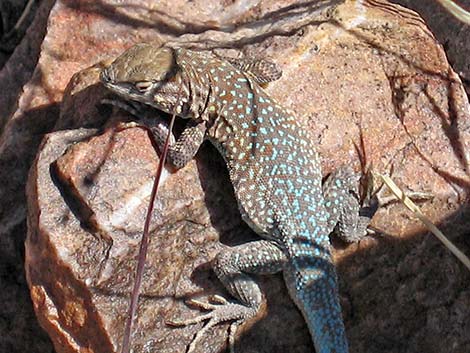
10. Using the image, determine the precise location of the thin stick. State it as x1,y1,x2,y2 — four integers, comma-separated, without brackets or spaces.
13,0,36,32
435,0,470,24
120,87,182,353
378,173,470,272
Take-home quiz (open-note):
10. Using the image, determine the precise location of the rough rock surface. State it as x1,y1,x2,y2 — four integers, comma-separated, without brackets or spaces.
391,0,470,95
0,0,469,353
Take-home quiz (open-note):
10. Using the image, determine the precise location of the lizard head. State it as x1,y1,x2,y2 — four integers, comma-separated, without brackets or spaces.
100,43,191,117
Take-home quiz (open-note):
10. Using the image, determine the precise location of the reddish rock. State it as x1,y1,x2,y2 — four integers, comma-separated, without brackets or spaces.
0,0,467,353
26,127,234,353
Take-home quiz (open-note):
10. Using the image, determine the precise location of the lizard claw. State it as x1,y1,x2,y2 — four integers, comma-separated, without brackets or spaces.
167,296,255,353
183,294,229,311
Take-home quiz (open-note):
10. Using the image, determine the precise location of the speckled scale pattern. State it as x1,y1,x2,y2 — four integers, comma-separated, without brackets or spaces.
221,56,283,84
175,48,348,352
100,44,376,353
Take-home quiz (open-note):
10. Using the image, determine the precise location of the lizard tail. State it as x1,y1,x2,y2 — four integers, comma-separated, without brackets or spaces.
283,236,349,353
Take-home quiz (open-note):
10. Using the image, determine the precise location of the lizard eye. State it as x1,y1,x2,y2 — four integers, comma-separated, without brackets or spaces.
135,81,153,92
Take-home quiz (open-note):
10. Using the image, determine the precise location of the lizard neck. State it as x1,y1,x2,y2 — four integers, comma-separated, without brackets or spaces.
175,49,214,122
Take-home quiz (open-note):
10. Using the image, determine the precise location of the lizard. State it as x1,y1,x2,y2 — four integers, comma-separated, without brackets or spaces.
100,43,378,353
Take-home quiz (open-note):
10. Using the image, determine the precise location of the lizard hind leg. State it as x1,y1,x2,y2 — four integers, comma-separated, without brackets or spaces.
322,166,379,242
167,240,287,353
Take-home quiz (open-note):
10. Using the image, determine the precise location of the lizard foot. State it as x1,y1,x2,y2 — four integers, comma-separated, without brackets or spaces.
167,295,256,353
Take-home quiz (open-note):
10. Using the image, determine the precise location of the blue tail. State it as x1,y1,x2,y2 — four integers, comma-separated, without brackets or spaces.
283,235,348,353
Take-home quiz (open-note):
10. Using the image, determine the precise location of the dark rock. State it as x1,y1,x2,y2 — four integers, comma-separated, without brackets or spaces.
391,0,470,95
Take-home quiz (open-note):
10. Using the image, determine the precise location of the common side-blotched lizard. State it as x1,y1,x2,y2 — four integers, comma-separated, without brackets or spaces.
100,43,377,353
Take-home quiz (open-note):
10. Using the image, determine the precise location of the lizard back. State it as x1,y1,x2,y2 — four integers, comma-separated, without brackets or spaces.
178,50,329,239
176,49,348,352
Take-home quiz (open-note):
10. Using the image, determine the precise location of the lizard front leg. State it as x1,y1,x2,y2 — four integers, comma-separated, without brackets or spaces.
148,119,206,169
102,97,207,170
323,166,378,242
168,240,287,353
217,55,283,84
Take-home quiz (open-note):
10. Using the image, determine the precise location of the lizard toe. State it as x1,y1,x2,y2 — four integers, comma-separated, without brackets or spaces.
167,300,256,353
